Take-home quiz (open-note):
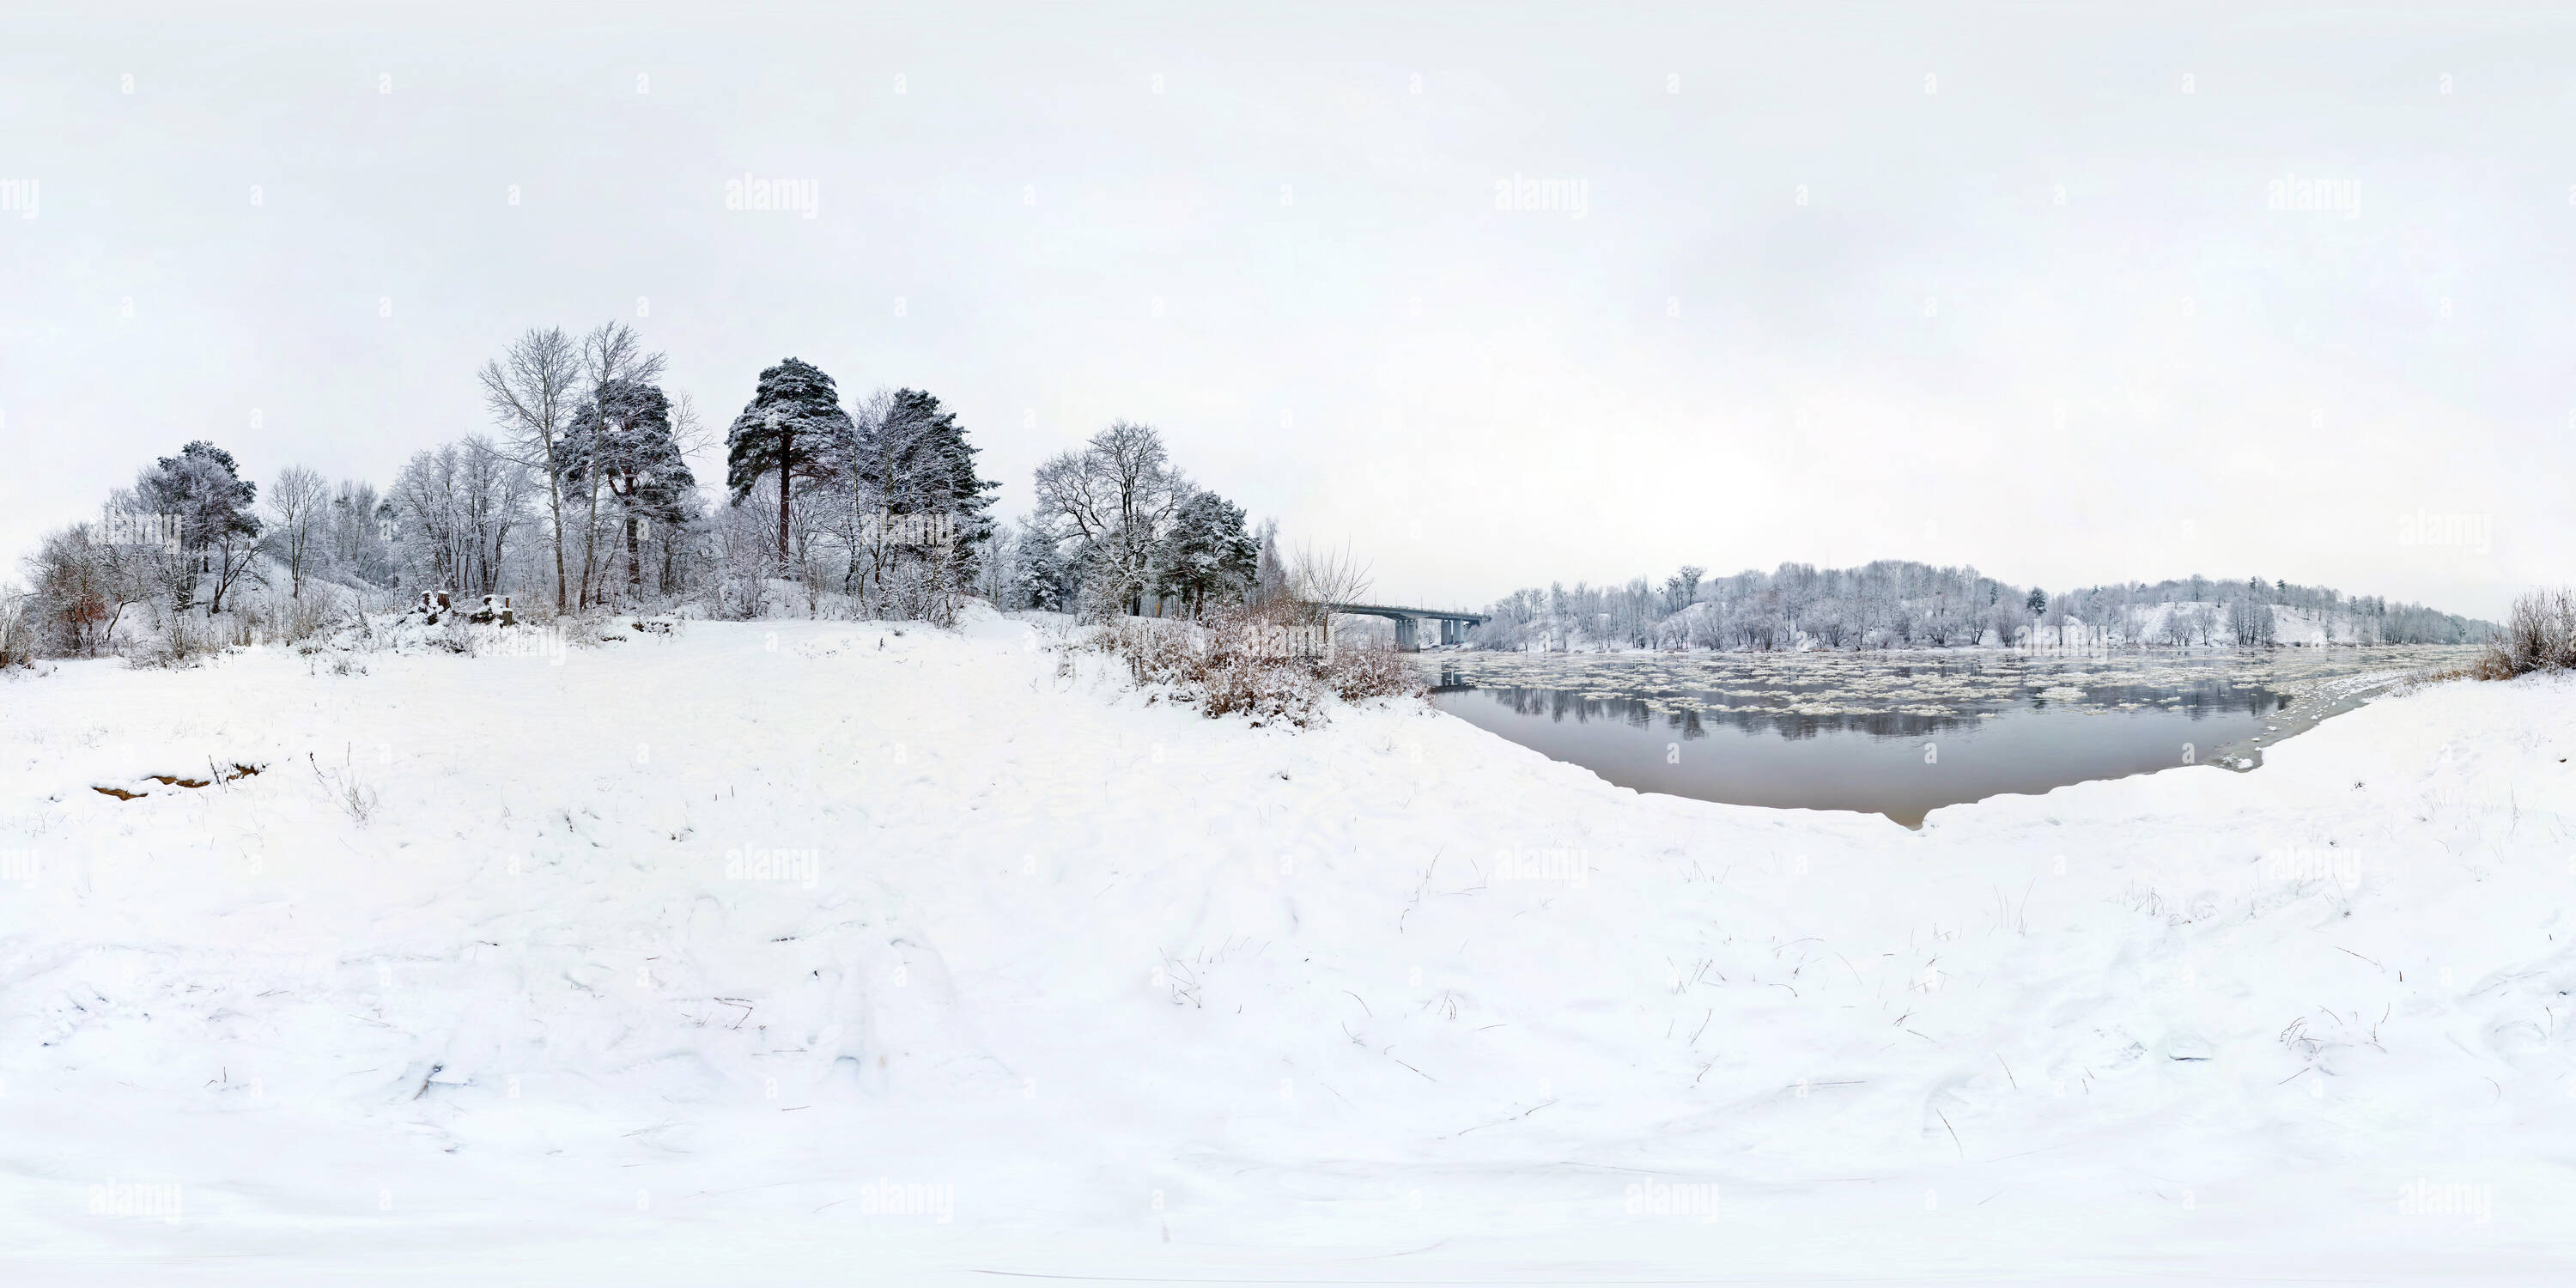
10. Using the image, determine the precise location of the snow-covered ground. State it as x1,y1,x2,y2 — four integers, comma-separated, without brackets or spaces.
2,607,2571,1285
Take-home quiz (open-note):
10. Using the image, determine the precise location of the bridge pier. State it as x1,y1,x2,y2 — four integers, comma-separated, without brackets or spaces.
1394,617,1419,652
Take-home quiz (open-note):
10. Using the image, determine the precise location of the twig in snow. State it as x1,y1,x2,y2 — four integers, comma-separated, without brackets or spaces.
1936,1109,1964,1158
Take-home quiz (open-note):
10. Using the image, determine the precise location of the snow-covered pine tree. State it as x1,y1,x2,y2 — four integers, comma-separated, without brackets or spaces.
1151,489,1258,617
842,387,999,608
570,322,669,609
726,357,854,567
1008,515,1074,611
137,440,262,613
565,379,695,601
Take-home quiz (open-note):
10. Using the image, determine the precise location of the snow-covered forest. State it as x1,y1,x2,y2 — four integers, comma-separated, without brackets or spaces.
1470,562,2489,653
1,324,1296,665
0,319,2494,669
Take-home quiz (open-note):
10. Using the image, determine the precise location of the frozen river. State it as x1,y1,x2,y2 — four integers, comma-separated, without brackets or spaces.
1424,646,2472,825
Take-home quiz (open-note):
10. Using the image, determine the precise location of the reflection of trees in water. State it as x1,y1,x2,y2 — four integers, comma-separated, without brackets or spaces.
1455,671,2291,740
1467,686,1988,740
2073,677,2291,718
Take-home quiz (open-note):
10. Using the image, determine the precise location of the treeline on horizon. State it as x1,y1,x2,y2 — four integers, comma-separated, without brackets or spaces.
3,321,1316,664
1470,562,2488,652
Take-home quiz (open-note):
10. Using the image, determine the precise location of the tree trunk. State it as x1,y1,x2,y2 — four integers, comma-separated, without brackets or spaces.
775,445,793,568
540,428,568,614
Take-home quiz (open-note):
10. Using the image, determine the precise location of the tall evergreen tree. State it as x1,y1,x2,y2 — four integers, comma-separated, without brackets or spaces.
1151,489,1259,617
726,357,854,565
565,379,695,598
137,440,262,612
850,387,998,563
1008,515,1074,611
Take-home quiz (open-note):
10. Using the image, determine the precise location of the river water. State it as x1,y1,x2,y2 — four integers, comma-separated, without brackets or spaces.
1424,647,2471,826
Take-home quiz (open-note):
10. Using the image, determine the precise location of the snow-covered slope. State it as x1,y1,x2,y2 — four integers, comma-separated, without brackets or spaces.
1,611,2570,1284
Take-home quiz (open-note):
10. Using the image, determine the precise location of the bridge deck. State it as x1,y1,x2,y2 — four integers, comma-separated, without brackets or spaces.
1323,602,1488,624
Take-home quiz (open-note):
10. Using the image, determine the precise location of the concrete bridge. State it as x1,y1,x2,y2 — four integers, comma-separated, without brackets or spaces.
1326,603,1489,651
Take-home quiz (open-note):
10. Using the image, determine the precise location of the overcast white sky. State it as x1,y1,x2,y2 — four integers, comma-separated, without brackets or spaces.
3,3,2568,617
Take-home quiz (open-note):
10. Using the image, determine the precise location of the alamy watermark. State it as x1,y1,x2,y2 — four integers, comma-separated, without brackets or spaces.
1493,847,1589,888
2397,1177,2491,1223
99,508,181,552
726,173,819,219
2268,171,2359,218
725,845,820,888
1,848,36,887
1625,1180,1720,1218
2396,508,2491,555
88,1178,183,1223
851,1177,954,1222
1494,173,1587,219
1,178,36,219
855,511,957,549
2257,846,2365,890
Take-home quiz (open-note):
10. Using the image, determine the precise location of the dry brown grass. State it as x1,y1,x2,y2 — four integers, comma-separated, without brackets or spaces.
2470,587,2576,680
1092,602,1426,728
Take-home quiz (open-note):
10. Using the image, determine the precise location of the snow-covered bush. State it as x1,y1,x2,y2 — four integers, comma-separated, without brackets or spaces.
1088,605,1423,728
124,614,221,670
1321,641,1425,704
241,580,347,644
2472,586,2576,679
0,584,31,668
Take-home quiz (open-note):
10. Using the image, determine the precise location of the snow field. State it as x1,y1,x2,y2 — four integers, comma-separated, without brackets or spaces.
0,606,2571,1283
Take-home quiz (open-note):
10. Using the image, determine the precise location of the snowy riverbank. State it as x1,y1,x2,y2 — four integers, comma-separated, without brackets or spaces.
2,608,2571,1284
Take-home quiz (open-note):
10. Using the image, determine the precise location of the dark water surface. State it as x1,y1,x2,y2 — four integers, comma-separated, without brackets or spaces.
1424,647,2469,826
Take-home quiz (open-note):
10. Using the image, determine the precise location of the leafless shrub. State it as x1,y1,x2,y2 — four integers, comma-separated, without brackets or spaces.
126,615,221,669
1286,541,1373,639
309,748,378,825
274,585,341,642
297,635,370,676
2471,587,2576,679
1085,602,1423,727
1321,641,1426,703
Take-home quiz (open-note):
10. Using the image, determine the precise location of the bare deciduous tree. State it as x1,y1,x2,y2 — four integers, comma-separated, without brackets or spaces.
1288,541,1374,648
1032,420,1192,617
266,465,328,598
479,326,582,612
